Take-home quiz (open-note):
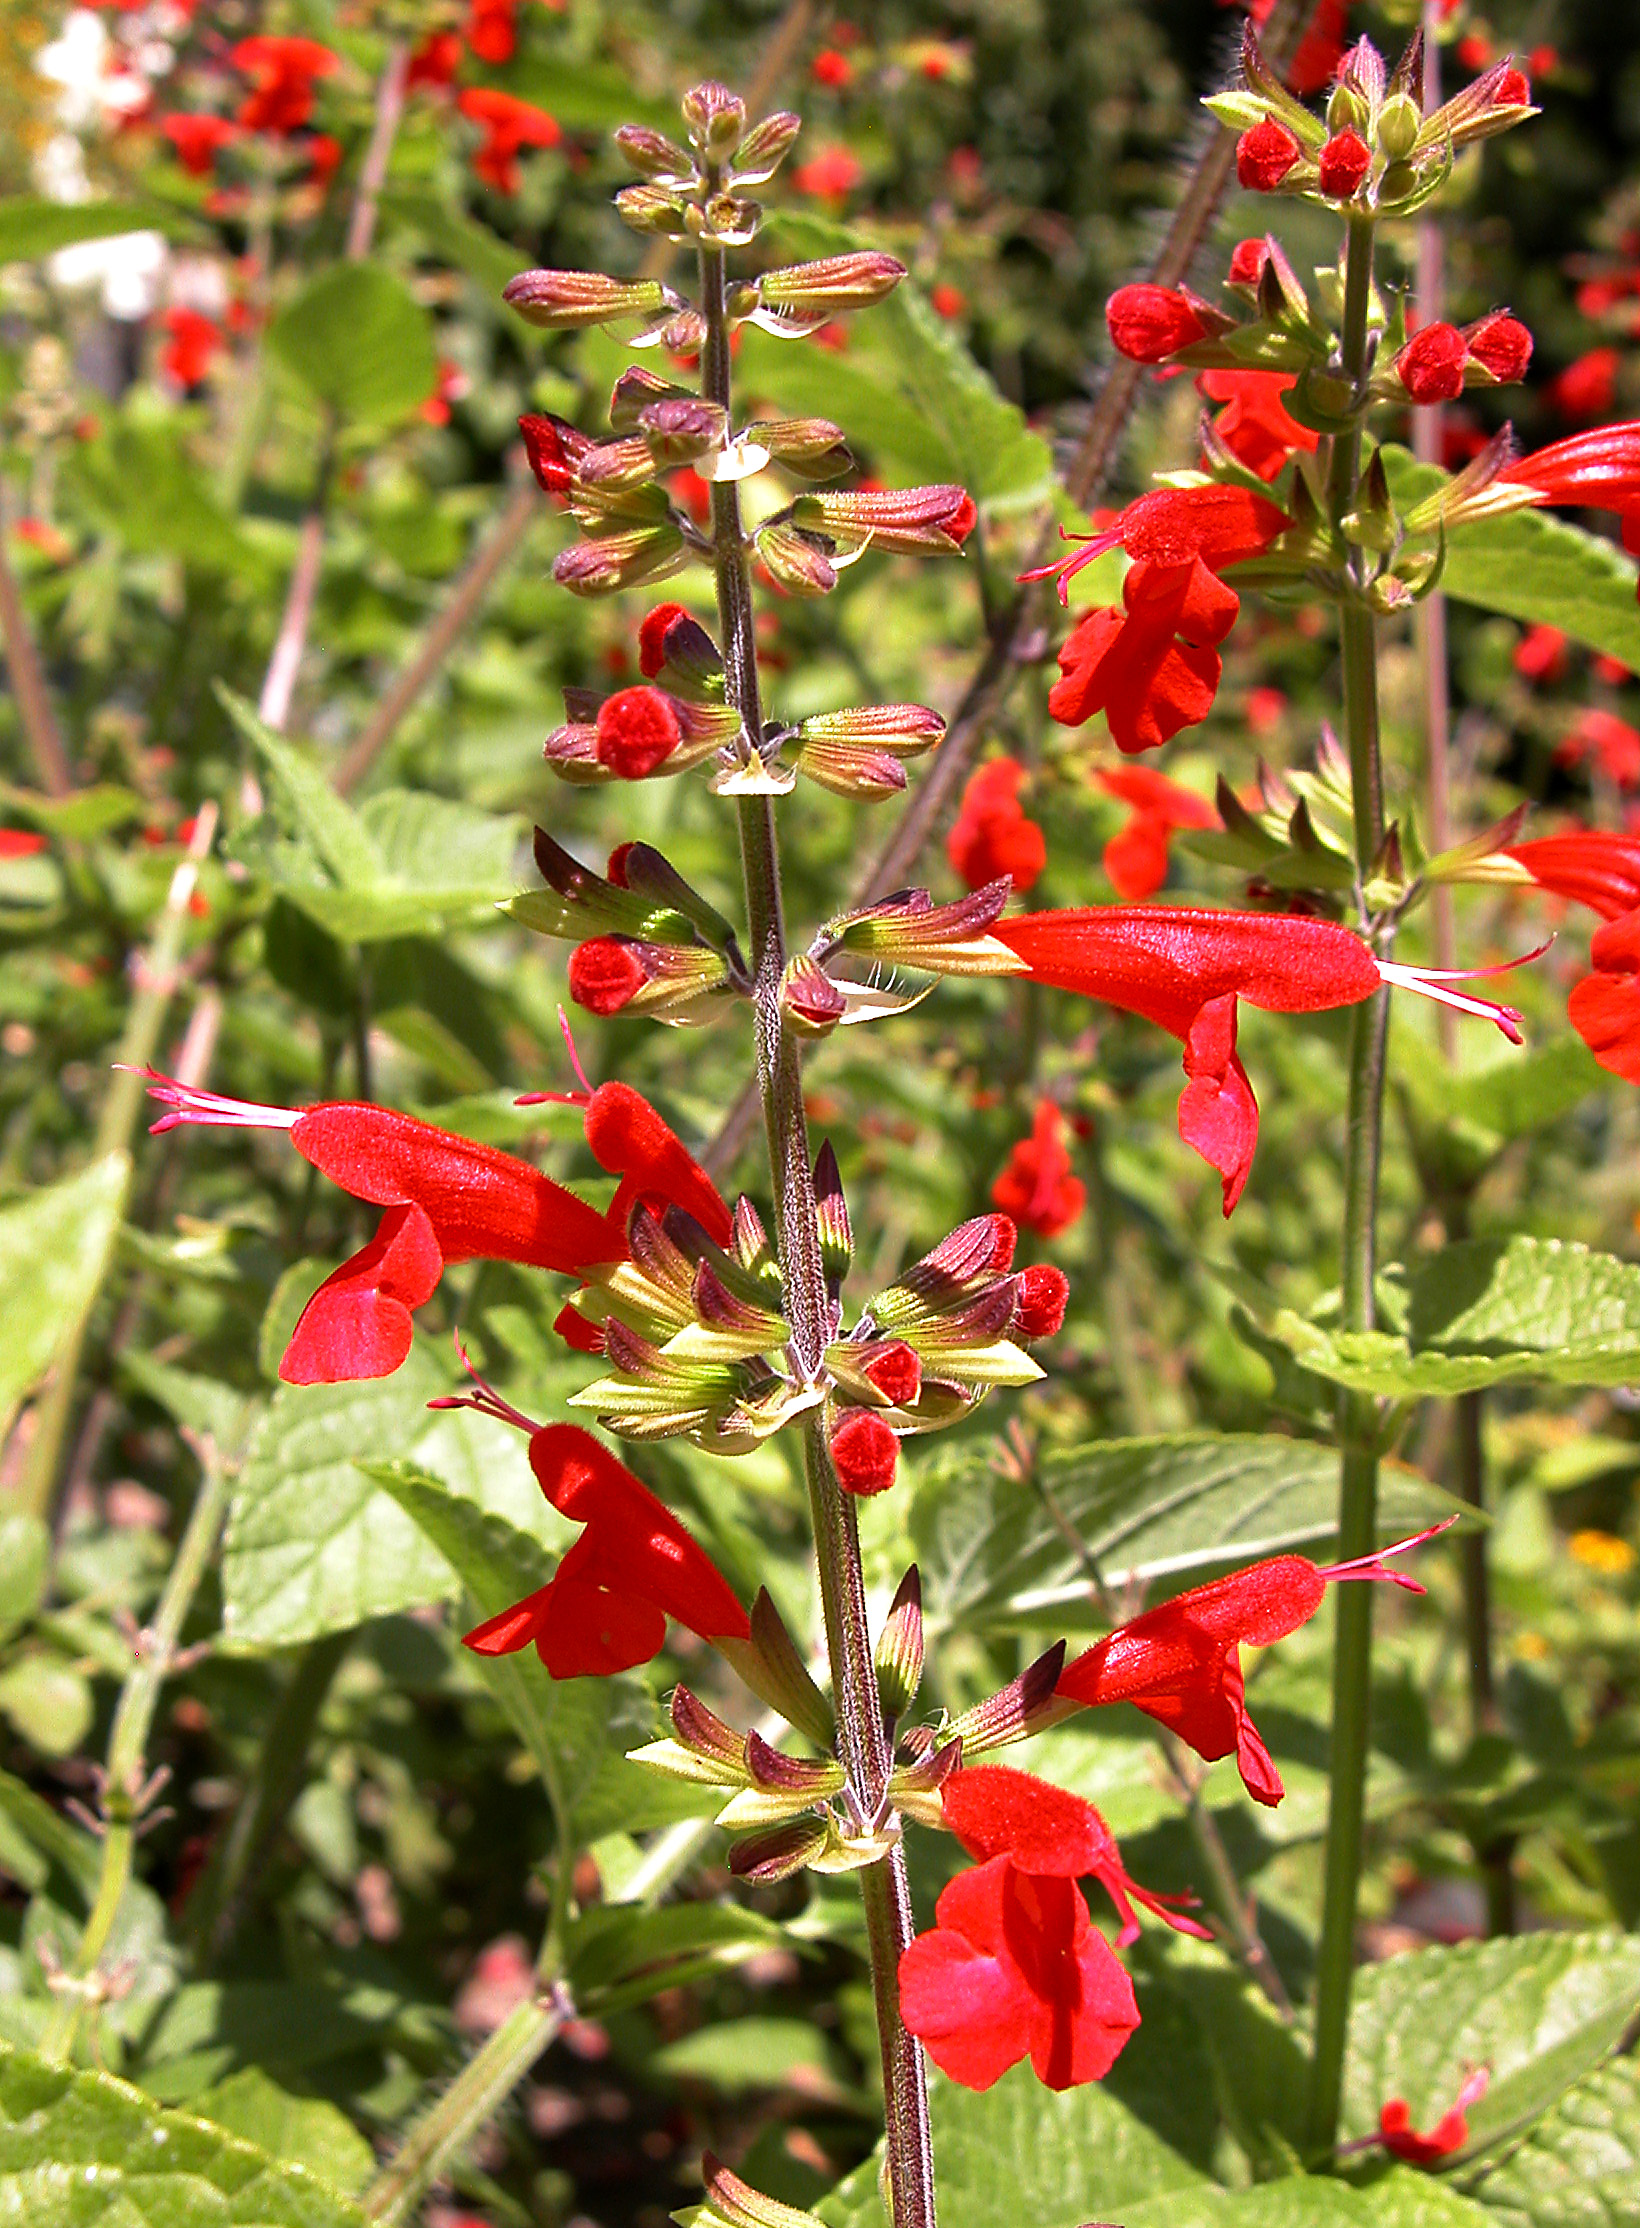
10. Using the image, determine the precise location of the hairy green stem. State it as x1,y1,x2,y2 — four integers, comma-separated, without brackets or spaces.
41,1435,236,2062
698,224,936,2228
1308,211,1392,2160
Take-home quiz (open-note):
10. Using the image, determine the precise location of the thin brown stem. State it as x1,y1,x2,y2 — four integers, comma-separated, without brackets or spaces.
0,483,73,796
346,38,409,261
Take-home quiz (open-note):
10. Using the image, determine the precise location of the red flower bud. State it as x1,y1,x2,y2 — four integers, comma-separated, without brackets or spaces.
1316,128,1371,199
1105,283,1210,364
568,936,648,1015
830,1407,900,1495
594,685,681,778
638,601,690,676
1494,67,1530,104
864,1341,922,1406
1014,1263,1070,1340
1396,322,1468,404
1236,117,1302,191
1227,238,1269,286
1463,310,1533,384
518,412,595,496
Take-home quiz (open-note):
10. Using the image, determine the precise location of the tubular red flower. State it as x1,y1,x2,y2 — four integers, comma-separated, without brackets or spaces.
1236,117,1302,190
829,1407,900,1496
407,30,462,89
1105,284,1212,364
898,1855,1139,2091
1049,562,1237,754
567,936,648,1015
1397,323,1469,404
1316,129,1371,199
1056,1525,1452,1804
1198,369,1319,482
517,412,595,498
638,601,691,676
464,0,517,65
1024,482,1290,604
1555,706,1640,788
1227,237,1270,287
941,1765,1210,1946
1379,2071,1490,2166
1547,347,1620,423
1513,622,1568,683
160,308,222,390
1463,311,1533,384
995,909,1523,1210
1014,1262,1069,1338
594,685,682,778
457,87,561,194
1096,765,1219,899
947,759,1047,892
464,1422,750,1675
230,35,339,135
1507,831,1640,919
1567,910,1640,1083
1501,422,1640,592
161,113,237,175
990,1102,1085,1238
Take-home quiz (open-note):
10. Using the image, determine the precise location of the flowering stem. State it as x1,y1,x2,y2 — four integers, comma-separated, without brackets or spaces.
1308,210,1392,2160
697,225,936,2228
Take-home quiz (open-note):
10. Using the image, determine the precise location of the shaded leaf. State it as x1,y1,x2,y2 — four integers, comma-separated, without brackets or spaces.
0,1152,129,1440
267,264,437,426
1467,2053,1640,2228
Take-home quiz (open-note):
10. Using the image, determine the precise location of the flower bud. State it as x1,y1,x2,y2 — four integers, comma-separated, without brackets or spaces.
615,183,691,238
782,955,848,1038
503,269,668,329
1014,1263,1070,1340
727,1819,829,1884
595,686,682,778
637,603,722,692
608,366,691,432
1236,118,1302,191
754,417,853,480
814,1139,852,1287
1375,91,1421,159
574,435,663,491
1378,160,1417,202
1105,283,1214,364
1395,322,1467,403
1326,82,1369,136
864,1341,922,1406
1316,129,1371,200
637,395,728,466
830,1407,899,1496
754,520,838,596
876,1566,924,1719
682,78,746,156
757,252,906,314
569,936,648,1015
732,110,802,186
1463,310,1533,385
552,523,685,597
613,123,696,184
793,485,975,555
1227,237,1269,289
517,411,594,496
567,935,728,1020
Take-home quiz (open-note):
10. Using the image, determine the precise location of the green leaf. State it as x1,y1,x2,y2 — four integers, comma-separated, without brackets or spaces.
0,1516,49,1648
0,1767,101,1900
818,2065,1212,2228
1119,2172,1497,2228
0,782,144,842
378,189,525,303
567,1902,797,2013
0,1655,93,1757
1241,1239,1640,1399
913,1432,1463,1633
1467,2053,1640,2228
1340,1933,1640,2159
70,417,268,576
138,1980,402,2103
221,1346,542,1649
0,1152,129,1439
0,2039,365,2225
266,264,438,426
193,2069,374,2199
217,689,386,891
0,199,196,260
1385,447,1640,669
653,2016,861,2106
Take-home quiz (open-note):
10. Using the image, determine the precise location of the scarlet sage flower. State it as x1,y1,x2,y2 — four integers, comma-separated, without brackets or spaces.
135,1070,727,1380
898,1855,1138,2091
1056,1525,1453,1804
455,1414,751,1675
407,31,462,90
946,759,1047,893
1316,129,1371,199
160,114,237,176
1512,622,1568,683
1395,323,1469,404
1547,346,1620,423
1507,830,1640,920
1379,2071,1490,2165
1105,283,1217,364
990,1102,1085,1238
0,831,47,858
1096,765,1219,900
464,0,518,64
1499,421,1640,581
1198,368,1319,482
230,36,340,135
1555,706,1640,788
995,909,1524,1211
1236,117,1302,191
790,144,862,198
159,308,222,390
457,88,562,194
1566,912,1640,1083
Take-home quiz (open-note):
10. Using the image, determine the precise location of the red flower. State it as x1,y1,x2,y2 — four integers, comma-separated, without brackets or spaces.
1396,323,1469,404
230,36,340,136
0,830,46,858
1280,0,1350,93
1236,118,1302,191
160,113,237,175
898,1856,1139,2091
1502,421,1640,579
159,308,223,389
1227,237,1269,287
1057,1526,1451,1804
136,1070,726,1382
1507,830,1640,919
1555,706,1640,788
1547,346,1620,422
1105,283,1213,364
595,686,681,778
457,88,561,194
407,31,462,90
568,936,648,1016
461,1419,750,1675
991,1102,1085,1238
829,1407,899,1495
1049,562,1239,755
1198,369,1319,482
1379,2070,1490,2165
930,282,967,321
947,759,1047,893
1316,129,1371,200
1028,479,1288,606
941,1766,1210,1945
791,144,862,199
811,48,853,87
1567,911,1640,1082
1014,1262,1069,1337
1096,765,1219,899
465,0,518,65
994,909,1522,1211
1513,622,1568,682
1464,311,1533,384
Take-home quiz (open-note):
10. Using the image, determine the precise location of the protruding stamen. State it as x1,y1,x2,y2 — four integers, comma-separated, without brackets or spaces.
427,1335,544,1437
1374,940,1550,1046
1017,522,1126,604
1318,1514,1460,1593
122,1066,302,1136
516,1006,598,1109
